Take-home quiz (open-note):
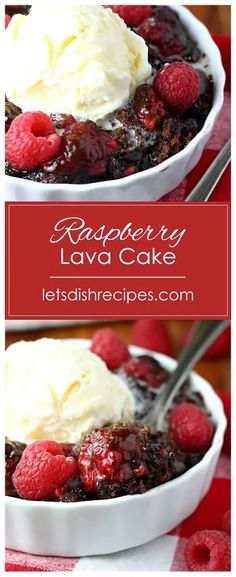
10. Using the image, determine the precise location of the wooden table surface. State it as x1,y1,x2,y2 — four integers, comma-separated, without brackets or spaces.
6,320,230,393
186,5,230,35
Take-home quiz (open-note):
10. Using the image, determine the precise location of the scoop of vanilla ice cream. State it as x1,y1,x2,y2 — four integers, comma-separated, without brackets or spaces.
5,4,151,121
5,338,134,443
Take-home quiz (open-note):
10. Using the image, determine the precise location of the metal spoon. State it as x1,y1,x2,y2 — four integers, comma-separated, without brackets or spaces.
143,320,230,430
185,139,231,202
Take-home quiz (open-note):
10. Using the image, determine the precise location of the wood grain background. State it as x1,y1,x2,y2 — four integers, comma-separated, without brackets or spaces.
186,5,231,34
6,320,231,393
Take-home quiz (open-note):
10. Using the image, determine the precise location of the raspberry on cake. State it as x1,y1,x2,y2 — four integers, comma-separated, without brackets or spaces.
122,355,169,389
78,424,176,498
134,84,167,131
90,328,130,369
13,440,77,500
154,62,201,114
107,5,153,27
168,402,214,452
5,112,61,170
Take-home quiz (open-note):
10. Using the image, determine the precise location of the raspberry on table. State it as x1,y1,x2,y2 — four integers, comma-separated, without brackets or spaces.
154,62,200,114
134,84,167,131
183,325,231,359
132,319,173,357
90,328,130,370
78,424,176,498
168,402,214,452
5,111,61,171
222,510,231,536
106,5,152,27
185,530,231,571
5,14,11,28
122,355,168,389
5,438,26,497
13,440,77,500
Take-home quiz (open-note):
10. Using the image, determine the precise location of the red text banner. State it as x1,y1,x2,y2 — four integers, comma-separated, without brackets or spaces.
5,203,230,320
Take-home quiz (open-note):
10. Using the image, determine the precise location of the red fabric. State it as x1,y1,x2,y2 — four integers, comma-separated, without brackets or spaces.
178,478,231,538
162,33,231,203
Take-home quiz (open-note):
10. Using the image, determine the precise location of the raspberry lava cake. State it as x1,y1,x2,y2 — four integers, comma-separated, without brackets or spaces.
5,4,214,186
5,331,215,503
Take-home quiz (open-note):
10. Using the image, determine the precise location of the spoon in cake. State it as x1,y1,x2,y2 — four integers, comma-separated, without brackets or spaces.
143,319,230,430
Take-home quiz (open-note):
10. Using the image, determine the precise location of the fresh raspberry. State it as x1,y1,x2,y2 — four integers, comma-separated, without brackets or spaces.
5,14,11,28
134,84,167,131
78,424,175,497
122,355,168,389
132,320,173,357
13,440,77,500
5,112,61,170
222,510,231,536
183,325,231,359
154,62,200,114
107,5,152,27
8,111,58,135
168,402,214,452
5,439,26,496
90,328,130,370
185,530,231,571
217,391,231,455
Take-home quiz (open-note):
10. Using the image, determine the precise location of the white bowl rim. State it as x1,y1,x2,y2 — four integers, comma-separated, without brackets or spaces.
5,5,225,194
5,340,227,509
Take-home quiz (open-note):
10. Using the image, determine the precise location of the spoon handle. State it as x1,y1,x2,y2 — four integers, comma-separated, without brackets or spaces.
146,320,229,429
185,139,231,202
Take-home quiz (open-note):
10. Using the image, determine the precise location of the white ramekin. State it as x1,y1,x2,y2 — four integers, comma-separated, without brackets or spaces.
5,342,226,557
5,5,225,202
